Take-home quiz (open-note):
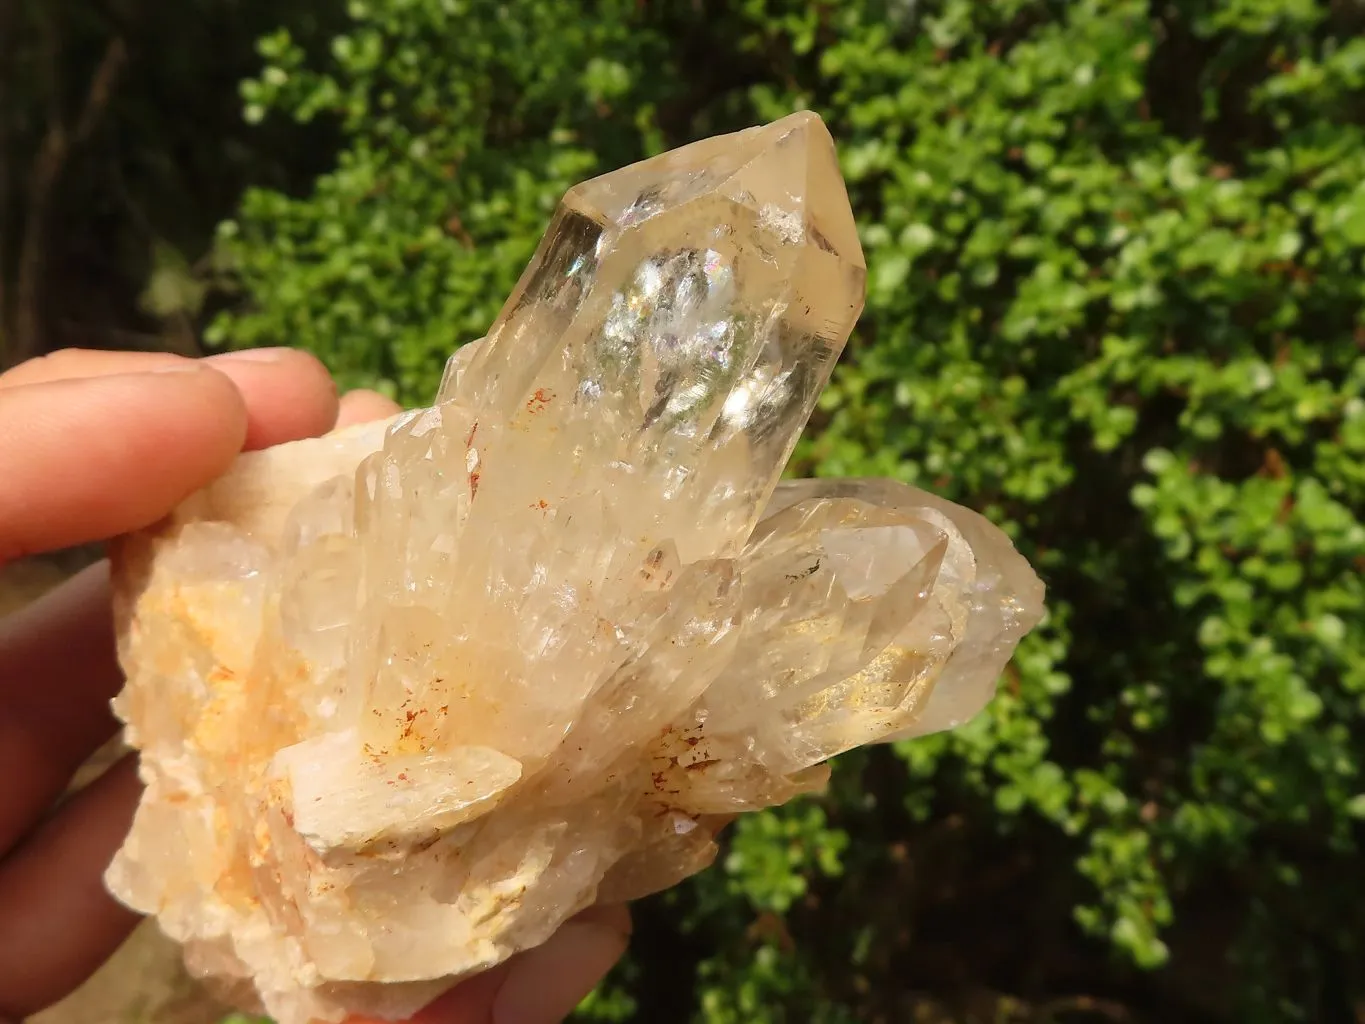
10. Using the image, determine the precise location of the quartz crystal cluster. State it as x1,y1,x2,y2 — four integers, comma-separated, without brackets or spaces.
107,112,1045,1023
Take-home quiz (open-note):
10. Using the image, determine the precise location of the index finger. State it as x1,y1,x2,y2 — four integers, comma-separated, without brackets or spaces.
0,347,340,453
0,346,341,561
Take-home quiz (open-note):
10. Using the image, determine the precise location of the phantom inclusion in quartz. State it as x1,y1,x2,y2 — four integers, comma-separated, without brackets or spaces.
107,112,1044,1023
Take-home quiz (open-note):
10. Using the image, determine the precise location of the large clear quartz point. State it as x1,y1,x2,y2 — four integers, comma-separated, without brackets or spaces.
106,111,1044,1024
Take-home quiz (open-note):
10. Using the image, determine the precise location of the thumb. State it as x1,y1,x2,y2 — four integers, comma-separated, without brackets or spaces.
350,904,632,1024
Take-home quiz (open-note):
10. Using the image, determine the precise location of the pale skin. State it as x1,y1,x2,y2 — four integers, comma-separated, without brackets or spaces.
0,348,630,1024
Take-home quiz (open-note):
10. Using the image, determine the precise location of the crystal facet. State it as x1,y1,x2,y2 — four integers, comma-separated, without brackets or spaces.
107,112,1045,1024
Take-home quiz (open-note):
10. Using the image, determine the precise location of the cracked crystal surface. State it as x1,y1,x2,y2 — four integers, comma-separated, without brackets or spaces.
106,112,1045,1024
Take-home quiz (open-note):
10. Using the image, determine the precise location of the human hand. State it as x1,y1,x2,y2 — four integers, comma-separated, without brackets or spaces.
0,348,629,1024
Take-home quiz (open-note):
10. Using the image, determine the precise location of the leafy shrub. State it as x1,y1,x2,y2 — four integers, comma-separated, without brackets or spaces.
214,1,1365,1019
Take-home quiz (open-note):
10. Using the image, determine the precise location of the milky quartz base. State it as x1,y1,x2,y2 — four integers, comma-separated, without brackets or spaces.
106,112,1045,1023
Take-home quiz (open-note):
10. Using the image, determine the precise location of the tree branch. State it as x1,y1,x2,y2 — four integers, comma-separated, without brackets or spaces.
10,29,128,366
73,35,128,146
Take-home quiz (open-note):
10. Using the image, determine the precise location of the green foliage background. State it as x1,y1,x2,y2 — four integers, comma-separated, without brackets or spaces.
7,0,1364,1020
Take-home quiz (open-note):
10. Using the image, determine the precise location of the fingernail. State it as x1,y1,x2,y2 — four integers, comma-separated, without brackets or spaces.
492,922,628,1024
206,346,291,364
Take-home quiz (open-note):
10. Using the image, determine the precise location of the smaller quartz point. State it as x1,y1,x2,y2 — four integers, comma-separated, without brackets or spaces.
106,112,1045,1024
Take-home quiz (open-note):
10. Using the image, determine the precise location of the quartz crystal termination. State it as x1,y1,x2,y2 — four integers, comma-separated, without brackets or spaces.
107,112,1045,1024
